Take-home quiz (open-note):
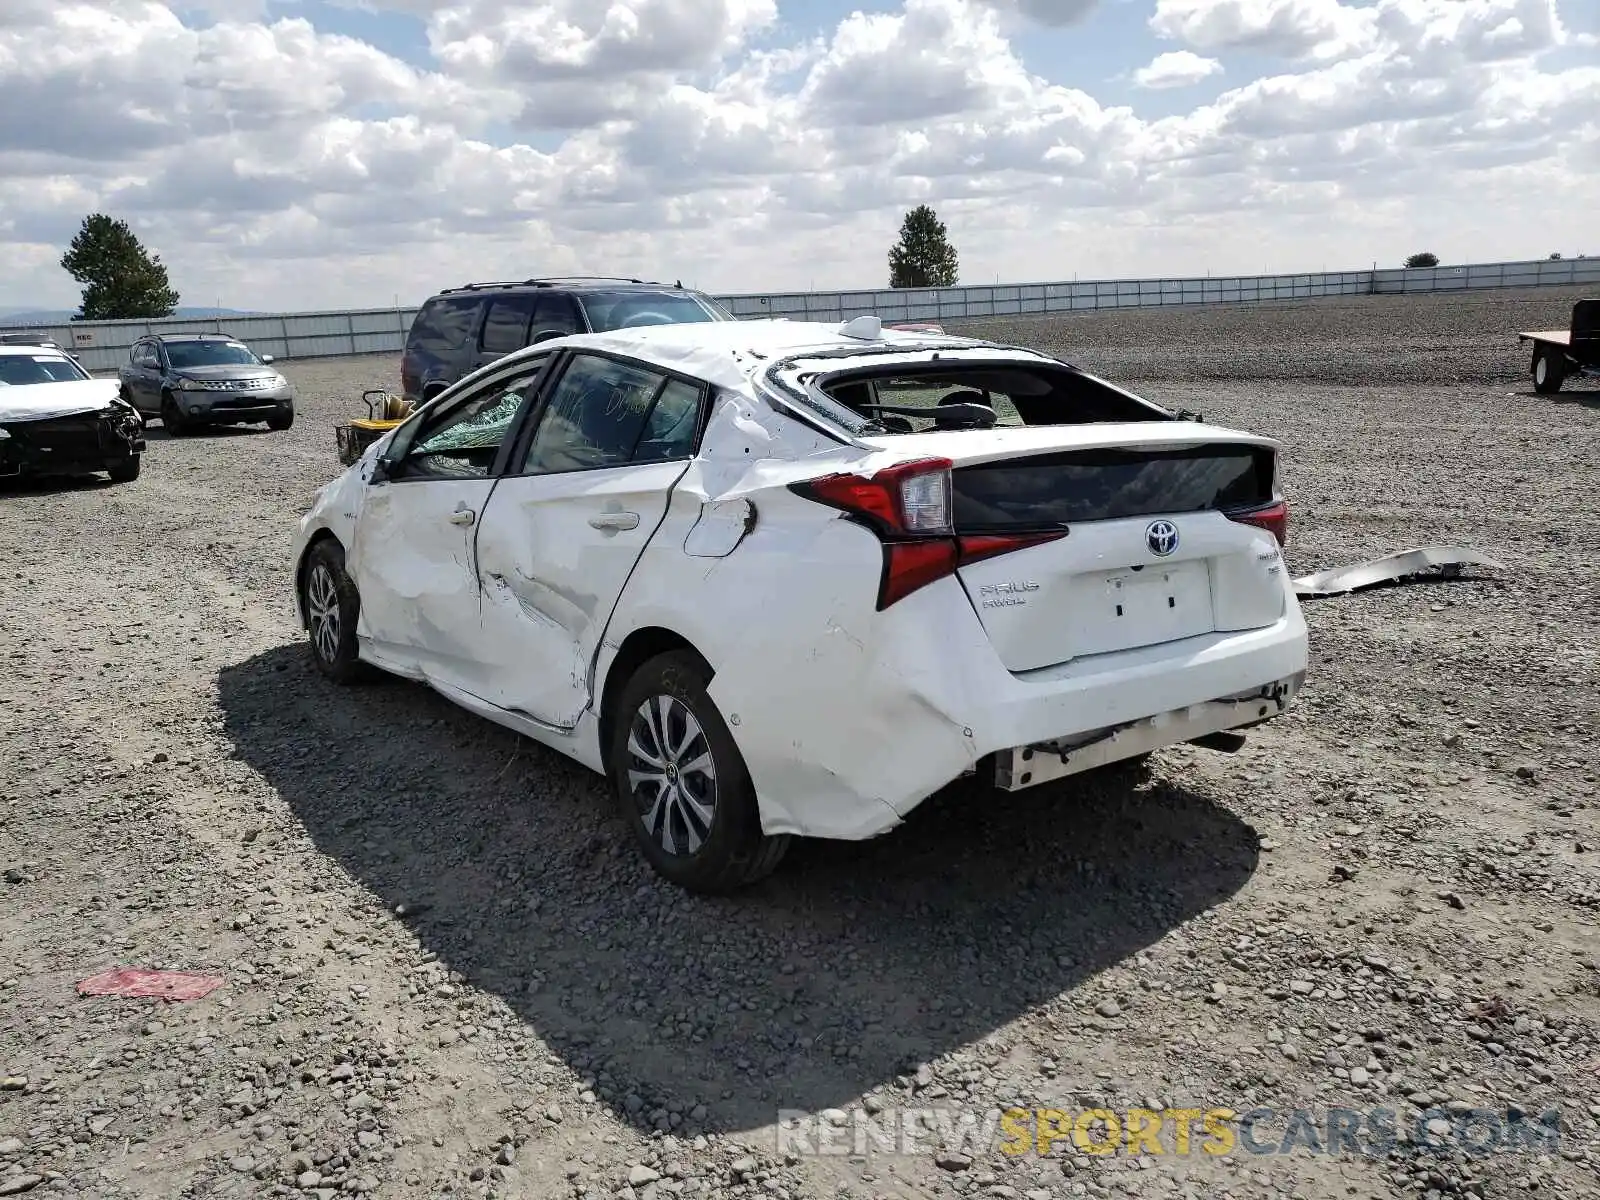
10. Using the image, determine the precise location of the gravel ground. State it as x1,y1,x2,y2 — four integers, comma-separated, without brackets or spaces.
2,285,1598,1200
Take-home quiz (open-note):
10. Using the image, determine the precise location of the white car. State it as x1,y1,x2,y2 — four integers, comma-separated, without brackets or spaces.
0,336,146,484
291,316,1307,892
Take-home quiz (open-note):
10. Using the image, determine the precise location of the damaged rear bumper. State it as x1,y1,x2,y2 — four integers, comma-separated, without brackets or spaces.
992,672,1303,790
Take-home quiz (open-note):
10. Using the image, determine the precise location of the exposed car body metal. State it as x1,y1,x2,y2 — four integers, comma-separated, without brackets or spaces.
292,318,1308,876
1291,546,1506,598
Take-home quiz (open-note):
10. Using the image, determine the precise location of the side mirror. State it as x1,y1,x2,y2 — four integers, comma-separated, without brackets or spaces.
260,354,275,364
530,329,564,345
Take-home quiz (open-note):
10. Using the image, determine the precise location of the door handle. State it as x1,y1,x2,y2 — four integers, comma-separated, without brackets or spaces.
449,506,475,526
588,511,640,531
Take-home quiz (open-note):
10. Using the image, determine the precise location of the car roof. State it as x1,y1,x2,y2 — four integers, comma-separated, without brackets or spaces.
144,332,245,342
432,278,712,298
516,318,1044,392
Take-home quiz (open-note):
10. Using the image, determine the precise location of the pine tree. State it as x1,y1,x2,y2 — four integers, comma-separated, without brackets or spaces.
1403,251,1439,269
60,214,180,320
888,205,959,289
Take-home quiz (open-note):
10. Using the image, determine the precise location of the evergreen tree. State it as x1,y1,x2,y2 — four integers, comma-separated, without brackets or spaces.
1403,251,1439,268
60,214,180,320
888,205,959,289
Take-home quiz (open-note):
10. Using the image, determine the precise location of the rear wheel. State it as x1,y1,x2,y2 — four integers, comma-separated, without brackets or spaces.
106,455,141,484
607,651,790,893
1532,346,1566,394
300,540,374,685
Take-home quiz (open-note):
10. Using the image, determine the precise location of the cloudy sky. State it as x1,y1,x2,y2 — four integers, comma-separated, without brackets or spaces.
2,0,1596,313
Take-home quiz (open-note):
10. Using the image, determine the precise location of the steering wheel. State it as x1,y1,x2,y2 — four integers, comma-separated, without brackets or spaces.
619,310,675,328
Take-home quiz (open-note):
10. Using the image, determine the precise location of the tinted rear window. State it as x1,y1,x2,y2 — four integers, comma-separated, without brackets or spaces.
410,296,482,351
953,445,1274,532
480,295,534,354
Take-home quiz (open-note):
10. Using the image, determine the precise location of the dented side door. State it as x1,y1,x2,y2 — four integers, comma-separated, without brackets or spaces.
466,355,704,729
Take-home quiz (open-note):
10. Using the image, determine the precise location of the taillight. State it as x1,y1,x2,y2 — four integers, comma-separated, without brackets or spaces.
791,459,1066,610
796,457,955,536
1228,499,1288,546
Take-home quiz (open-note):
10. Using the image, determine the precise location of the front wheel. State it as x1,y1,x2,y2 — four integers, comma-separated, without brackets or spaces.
106,455,141,484
300,540,374,685
267,407,294,431
161,393,188,436
607,651,790,893
1532,346,1565,394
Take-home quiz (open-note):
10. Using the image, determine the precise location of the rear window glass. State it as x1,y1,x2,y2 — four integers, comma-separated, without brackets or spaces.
577,291,724,332
480,295,534,355
410,296,481,351
814,364,1168,434
953,446,1273,532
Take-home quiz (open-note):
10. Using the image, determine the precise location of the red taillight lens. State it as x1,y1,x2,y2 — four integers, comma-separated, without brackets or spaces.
792,459,1067,609
796,457,954,536
1227,499,1288,546
881,540,960,609
957,531,1069,566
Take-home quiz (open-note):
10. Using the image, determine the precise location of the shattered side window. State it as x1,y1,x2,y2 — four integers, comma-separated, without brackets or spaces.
397,368,543,479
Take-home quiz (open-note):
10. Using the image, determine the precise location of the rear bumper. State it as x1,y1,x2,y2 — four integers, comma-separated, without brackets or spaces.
714,570,1309,842
991,670,1304,791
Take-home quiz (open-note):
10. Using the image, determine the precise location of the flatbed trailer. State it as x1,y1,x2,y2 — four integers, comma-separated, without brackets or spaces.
1518,298,1599,393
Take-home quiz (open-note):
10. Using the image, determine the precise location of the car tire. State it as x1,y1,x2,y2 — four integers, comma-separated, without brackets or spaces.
1532,347,1565,394
106,455,141,484
161,392,188,436
300,539,374,685
267,407,294,431
608,650,790,893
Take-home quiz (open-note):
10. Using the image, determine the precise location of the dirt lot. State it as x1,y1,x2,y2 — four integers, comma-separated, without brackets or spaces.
2,286,1598,1200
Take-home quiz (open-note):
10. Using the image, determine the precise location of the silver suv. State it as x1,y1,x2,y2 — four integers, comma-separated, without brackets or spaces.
118,332,295,436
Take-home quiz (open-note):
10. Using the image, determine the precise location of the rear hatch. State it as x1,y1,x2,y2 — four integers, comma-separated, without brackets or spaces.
863,425,1288,673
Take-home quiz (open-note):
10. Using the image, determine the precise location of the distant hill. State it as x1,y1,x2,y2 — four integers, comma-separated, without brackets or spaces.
0,306,258,327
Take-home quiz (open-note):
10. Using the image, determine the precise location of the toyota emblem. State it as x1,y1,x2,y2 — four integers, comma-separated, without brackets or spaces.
1145,520,1179,557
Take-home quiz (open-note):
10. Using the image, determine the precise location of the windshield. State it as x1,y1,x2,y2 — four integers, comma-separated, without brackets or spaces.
165,340,262,369
0,353,90,385
577,291,730,332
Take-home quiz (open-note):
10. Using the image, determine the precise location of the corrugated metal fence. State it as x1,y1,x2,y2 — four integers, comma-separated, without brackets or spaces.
9,255,1597,373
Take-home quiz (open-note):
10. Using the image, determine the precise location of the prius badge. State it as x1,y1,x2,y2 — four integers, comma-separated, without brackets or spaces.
1145,520,1179,557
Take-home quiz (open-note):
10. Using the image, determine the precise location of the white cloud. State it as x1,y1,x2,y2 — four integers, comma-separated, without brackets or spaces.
971,0,1099,26
1149,0,1377,60
0,0,1596,312
1133,50,1224,89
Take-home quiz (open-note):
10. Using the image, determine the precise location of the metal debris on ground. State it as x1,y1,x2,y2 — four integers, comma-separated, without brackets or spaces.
1292,545,1506,598
76,968,225,1001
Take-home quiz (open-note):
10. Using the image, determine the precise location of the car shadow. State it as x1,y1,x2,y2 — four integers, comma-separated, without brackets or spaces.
0,472,116,495
143,424,264,443
217,644,1263,1140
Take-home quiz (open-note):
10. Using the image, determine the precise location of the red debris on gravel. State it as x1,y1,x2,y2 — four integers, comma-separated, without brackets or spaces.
76,968,225,1001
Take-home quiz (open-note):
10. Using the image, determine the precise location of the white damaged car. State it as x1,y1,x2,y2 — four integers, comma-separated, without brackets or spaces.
291,316,1307,892
0,336,145,484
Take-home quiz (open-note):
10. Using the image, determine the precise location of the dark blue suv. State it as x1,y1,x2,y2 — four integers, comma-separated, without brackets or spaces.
399,276,736,405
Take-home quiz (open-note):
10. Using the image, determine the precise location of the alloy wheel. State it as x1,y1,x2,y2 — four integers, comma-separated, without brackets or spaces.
626,695,718,856
306,563,341,664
